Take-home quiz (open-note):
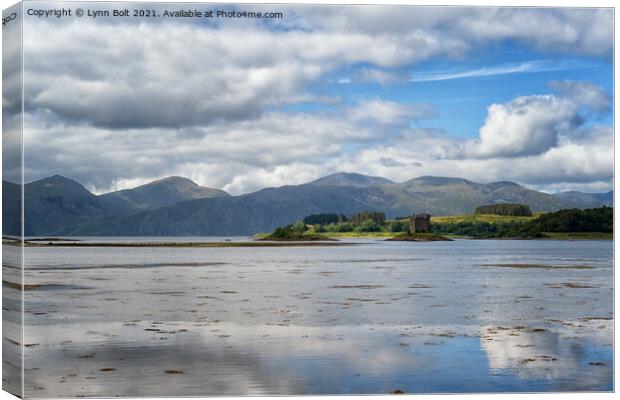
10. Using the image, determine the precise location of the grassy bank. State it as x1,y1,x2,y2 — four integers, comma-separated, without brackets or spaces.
313,231,396,239
431,213,540,224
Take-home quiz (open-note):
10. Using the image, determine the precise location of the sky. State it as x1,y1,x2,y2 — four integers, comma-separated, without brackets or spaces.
10,3,614,195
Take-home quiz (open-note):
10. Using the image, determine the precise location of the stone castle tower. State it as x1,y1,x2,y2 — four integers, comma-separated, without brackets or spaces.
409,213,431,233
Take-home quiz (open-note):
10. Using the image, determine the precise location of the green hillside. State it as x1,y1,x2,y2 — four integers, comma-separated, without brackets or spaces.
431,213,540,224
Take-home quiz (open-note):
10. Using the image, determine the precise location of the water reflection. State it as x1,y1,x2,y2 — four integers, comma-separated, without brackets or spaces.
481,325,612,390
20,319,613,397
2,245,23,396
10,239,614,396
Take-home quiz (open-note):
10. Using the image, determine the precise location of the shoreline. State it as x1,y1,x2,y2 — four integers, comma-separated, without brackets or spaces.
2,232,611,248
16,241,359,248
312,232,613,241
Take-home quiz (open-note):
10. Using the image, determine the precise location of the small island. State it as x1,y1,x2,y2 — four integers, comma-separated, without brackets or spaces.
262,205,612,242
263,212,454,242
385,213,451,241
258,222,338,241
387,233,452,242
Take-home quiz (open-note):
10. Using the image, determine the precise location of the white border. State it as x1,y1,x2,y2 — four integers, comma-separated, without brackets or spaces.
0,1,616,400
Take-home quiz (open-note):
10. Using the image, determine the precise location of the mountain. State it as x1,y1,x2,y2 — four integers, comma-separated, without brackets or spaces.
22,175,125,235
310,172,393,187
3,175,228,235
62,184,387,236
2,180,23,236
4,173,613,236
100,176,229,212
553,190,613,209
378,176,571,217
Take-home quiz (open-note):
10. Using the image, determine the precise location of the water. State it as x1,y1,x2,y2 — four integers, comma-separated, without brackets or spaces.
3,239,613,397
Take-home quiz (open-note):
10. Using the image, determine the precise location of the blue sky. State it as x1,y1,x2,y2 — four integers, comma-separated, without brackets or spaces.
295,49,613,140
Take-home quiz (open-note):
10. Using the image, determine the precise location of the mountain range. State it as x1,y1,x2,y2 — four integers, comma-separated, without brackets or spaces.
2,172,613,236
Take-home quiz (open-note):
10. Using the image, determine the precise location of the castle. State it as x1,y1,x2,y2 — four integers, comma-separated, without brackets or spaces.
409,213,431,233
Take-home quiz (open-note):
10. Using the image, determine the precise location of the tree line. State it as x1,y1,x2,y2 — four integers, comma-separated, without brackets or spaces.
434,206,612,238
475,204,533,216
302,211,390,233
302,213,347,225
294,206,612,238
303,211,387,225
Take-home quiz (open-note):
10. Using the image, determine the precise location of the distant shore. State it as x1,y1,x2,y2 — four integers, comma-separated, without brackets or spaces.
14,240,357,248
1,232,610,249
255,231,612,241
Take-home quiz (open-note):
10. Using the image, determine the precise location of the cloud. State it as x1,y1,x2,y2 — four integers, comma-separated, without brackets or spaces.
451,8,613,56
340,124,612,193
410,59,587,82
2,14,23,184
349,99,436,125
291,6,612,56
379,157,408,168
20,7,612,131
355,68,408,85
25,23,330,129
21,19,452,130
22,80,612,195
336,68,409,86
22,99,432,194
549,80,612,113
466,95,579,158
463,82,611,159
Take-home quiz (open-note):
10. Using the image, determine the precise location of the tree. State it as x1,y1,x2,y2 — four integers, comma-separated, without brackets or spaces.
349,211,386,225
355,219,381,232
475,204,533,216
389,220,409,232
303,213,339,225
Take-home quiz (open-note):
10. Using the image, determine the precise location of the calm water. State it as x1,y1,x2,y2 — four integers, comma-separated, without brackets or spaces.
3,239,614,397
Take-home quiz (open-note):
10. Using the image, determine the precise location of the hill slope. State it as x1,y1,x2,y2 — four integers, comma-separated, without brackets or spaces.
22,175,124,235
100,176,229,212
2,181,23,236
62,184,387,236
380,176,570,216
553,190,613,209
310,172,393,187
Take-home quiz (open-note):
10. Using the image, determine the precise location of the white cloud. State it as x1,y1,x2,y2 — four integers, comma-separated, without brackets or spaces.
23,82,612,195
452,8,612,56
349,99,436,125
339,124,612,192
22,20,455,130
549,80,612,113
290,6,612,56
22,100,433,194
466,95,578,158
21,7,612,131
463,81,612,159
355,68,409,85
410,59,585,82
